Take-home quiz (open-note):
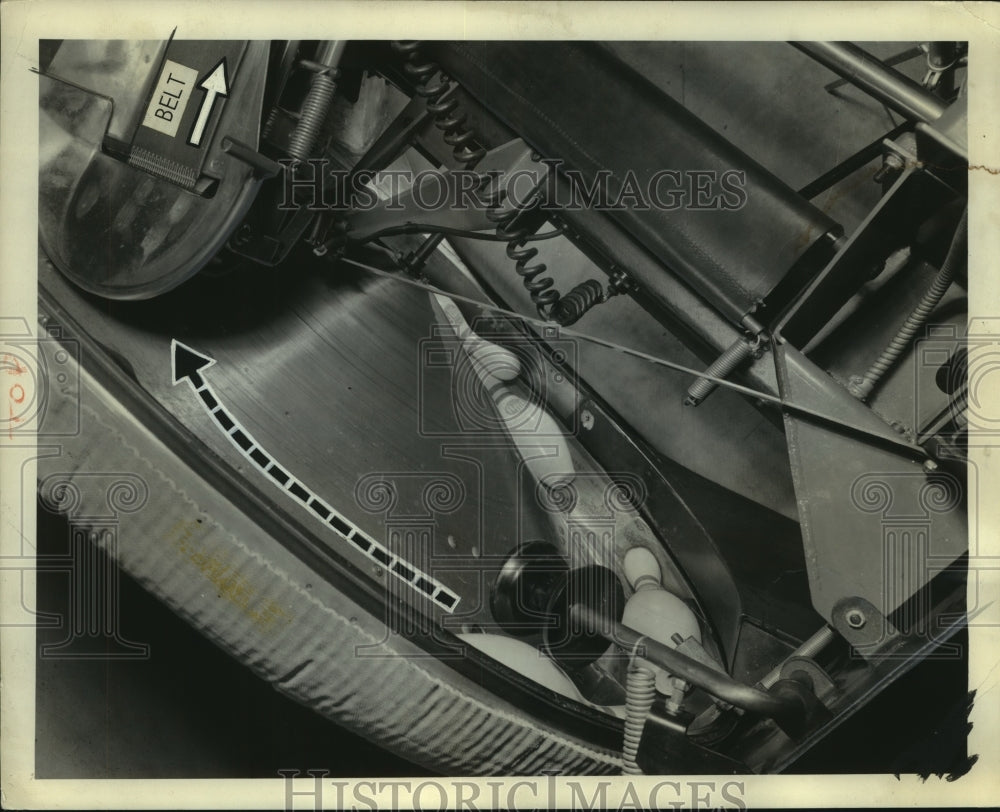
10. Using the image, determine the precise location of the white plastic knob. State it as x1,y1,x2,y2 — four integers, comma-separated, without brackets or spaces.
623,546,663,591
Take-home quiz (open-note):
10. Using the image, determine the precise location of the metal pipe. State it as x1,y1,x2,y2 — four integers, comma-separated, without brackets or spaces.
823,44,926,93
571,605,805,723
315,39,348,67
791,41,948,123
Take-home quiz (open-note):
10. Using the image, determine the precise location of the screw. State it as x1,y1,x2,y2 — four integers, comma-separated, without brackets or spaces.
923,459,939,474
846,609,867,629
580,410,595,431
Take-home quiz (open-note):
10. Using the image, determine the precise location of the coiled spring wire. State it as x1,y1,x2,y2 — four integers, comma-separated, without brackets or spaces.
392,41,615,325
488,189,613,326
622,663,657,775
287,42,347,163
391,41,486,168
850,207,968,400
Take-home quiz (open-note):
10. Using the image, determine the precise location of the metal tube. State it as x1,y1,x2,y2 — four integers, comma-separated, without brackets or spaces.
315,39,348,68
791,41,948,123
571,605,805,722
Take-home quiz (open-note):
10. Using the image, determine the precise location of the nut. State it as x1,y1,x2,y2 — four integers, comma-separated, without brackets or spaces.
846,609,867,629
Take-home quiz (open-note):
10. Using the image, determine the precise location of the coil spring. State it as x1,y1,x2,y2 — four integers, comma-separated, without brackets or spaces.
288,67,339,162
488,193,608,326
851,207,968,400
622,664,656,775
684,336,756,407
552,279,606,326
391,41,486,168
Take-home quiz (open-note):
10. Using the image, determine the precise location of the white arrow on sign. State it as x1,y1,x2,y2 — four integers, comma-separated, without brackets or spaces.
187,59,229,147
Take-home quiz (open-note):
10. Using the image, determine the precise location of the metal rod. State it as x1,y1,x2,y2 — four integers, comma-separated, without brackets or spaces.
570,605,805,723
340,256,931,462
797,121,912,200
791,41,948,123
220,137,283,178
315,39,348,68
759,627,837,690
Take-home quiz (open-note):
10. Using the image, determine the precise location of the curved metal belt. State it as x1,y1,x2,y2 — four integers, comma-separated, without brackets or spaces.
37,346,623,775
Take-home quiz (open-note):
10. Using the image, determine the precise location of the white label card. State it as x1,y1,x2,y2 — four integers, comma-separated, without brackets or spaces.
141,59,199,138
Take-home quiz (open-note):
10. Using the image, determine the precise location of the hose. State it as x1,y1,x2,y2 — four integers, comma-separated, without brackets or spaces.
622,664,656,775
851,208,968,400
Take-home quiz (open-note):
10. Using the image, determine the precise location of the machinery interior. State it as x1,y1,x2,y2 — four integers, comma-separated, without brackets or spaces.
33,39,971,775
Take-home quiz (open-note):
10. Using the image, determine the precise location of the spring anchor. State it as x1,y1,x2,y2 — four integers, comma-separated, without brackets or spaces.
391,41,486,168
287,41,347,163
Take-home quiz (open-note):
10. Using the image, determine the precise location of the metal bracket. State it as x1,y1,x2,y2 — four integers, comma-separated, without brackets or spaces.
830,596,901,654
343,138,549,241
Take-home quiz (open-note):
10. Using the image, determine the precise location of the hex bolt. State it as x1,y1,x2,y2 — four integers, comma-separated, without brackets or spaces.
580,409,595,431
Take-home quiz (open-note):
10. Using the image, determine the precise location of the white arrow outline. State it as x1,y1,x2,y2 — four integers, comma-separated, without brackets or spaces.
187,58,230,148
170,339,461,613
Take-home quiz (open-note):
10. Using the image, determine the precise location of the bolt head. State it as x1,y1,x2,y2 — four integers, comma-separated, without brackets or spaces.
846,609,867,629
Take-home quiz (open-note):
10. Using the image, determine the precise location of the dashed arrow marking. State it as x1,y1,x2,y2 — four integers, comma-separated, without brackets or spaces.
170,339,460,612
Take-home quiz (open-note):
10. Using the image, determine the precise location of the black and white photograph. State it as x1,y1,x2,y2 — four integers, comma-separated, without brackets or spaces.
2,2,999,809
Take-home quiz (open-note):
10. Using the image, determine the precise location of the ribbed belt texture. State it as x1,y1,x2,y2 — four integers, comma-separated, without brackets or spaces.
37,356,622,776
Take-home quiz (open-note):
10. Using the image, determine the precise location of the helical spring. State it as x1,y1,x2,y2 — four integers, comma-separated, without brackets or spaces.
684,335,757,407
551,279,607,326
288,63,339,163
622,663,657,775
488,198,561,318
488,192,609,326
851,207,968,400
391,41,486,168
